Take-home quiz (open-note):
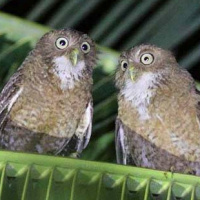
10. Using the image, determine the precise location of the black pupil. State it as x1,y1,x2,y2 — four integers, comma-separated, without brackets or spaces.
59,40,66,46
144,56,149,61
82,44,88,51
123,63,128,68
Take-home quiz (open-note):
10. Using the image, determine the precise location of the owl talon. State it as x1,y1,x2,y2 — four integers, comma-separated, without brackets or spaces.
70,152,80,158
183,168,195,175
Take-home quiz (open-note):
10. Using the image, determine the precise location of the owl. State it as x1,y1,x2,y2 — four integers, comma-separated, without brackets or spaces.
0,29,97,157
115,44,200,175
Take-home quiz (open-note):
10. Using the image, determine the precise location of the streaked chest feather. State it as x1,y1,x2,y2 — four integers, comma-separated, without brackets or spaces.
10,82,90,137
53,56,85,90
122,72,157,120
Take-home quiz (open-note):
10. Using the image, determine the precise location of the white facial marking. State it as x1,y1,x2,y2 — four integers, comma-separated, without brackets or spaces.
8,87,23,111
122,72,157,120
53,56,85,90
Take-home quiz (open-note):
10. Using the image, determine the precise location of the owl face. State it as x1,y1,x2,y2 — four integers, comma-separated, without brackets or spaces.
115,45,177,89
34,29,97,90
36,29,96,69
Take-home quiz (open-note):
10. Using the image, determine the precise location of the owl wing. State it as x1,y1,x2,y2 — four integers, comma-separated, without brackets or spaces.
75,100,93,153
115,117,134,165
0,70,23,128
58,100,93,157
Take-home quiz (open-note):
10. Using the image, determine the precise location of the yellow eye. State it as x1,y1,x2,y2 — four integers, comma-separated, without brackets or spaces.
140,53,154,65
81,42,90,53
55,37,69,49
121,60,128,71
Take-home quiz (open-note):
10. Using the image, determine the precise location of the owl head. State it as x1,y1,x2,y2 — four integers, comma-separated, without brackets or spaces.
35,29,97,71
115,44,178,89
31,29,97,90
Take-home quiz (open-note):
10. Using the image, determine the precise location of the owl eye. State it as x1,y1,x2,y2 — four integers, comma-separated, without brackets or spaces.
55,37,69,49
81,42,90,53
140,53,154,65
121,60,128,71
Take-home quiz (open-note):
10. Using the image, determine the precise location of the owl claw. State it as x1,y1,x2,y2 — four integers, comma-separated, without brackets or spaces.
170,166,196,175
70,152,80,158
183,168,196,175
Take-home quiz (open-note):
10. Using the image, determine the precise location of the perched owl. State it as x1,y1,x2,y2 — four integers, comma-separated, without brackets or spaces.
0,29,97,157
115,44,200,175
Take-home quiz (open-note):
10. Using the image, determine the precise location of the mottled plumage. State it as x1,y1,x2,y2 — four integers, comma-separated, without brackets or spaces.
0,29,97,156
115,44,200,175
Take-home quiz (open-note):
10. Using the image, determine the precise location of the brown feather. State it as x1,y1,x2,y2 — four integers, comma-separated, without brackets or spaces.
116,44,200,175
0,29,97,155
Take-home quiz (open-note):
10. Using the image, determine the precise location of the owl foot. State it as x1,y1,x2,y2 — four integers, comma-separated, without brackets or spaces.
69,152,80,158
183,168,196,175
170,166,196,175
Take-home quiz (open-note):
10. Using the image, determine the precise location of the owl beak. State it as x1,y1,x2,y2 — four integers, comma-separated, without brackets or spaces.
69,48,80,66
129,65,136,81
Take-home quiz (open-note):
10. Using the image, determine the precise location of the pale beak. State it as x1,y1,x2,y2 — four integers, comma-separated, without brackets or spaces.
129,65,136,81
69,48,79,66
